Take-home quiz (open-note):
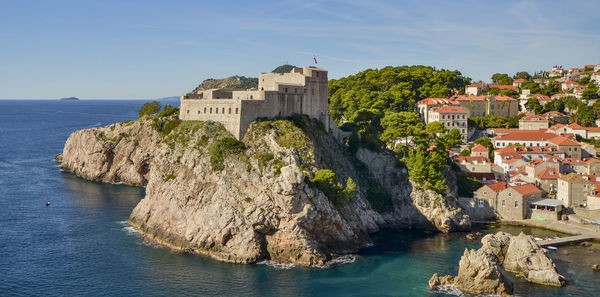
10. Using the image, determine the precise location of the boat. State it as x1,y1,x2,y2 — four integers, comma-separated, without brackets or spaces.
534,237,542,241
546,246,558,251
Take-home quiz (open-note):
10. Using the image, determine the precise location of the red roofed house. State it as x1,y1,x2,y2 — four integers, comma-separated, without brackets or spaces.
428,106,468,141
497,183,542,220
548,135,581,159
544,111,568,124
519,114,549,130
416,97,459,123
474,181,509,210
471,143,489,158
561,80,578,91
493,130,558,148
513,78,525,88
465,83,488,95
535,167,559,195
529,94,552,106
489,84,519,91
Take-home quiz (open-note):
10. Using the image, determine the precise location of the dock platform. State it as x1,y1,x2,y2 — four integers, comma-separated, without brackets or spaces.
538,234,596,247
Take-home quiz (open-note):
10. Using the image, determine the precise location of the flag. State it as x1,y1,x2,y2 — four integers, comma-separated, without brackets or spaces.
313,55,318,64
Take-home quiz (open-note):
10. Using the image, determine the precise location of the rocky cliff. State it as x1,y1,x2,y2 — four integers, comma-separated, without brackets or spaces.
58,114,470,266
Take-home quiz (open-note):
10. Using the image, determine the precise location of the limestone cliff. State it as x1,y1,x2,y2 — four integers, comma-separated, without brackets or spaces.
59,114,470,266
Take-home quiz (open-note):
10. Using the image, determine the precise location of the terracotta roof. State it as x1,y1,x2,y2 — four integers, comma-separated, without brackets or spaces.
560,173,591,183
511,183,542,195
530,94,551,101
489,85,519,90
483,181,509,192
416,98,459,106
494,130,557,141
563,80,578,85
537,168,559,180
500,145,562,154
505,158,523,164
494,95,518,101
567,123,585,130
513,78,526,83
548,135,579,146
453,156,491,163
520,114,548,121
431,106,467,113
468,83,488,88
472,144,488,152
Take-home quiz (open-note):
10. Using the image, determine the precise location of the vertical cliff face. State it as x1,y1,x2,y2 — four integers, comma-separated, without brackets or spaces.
59,115,471,266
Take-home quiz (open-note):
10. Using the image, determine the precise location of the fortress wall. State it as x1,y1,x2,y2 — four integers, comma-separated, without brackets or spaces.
180,98,243,139
258,72,306,91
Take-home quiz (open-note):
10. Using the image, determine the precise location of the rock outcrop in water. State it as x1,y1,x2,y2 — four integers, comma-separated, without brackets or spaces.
58,114,470,266
429,232,565,296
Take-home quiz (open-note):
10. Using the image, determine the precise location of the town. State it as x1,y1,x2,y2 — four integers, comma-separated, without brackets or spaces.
415,63,600,228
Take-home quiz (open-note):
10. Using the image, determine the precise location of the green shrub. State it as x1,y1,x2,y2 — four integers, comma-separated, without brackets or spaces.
163,174,176,181
273,158,285,176
254,153,274,171
208,137,247,171
158,105,179,118
312,169,356,207
161,119,181,136
138,101,161,118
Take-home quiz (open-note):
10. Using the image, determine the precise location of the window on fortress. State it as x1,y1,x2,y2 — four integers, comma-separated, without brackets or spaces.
187,109,189,114
229,108,231,114
285,88,288,93
197,110,200,114
235,108,239,114
222,108,225,113
204,107,207,113
215,108,218,114
210,108,212,113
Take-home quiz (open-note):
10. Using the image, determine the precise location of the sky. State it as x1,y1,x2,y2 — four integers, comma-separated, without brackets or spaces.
1,0,599,99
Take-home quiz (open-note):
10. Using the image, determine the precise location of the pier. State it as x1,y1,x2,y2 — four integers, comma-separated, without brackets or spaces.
538,234,597,247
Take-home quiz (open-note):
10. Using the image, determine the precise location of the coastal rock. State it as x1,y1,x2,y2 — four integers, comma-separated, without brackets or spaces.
60,118,161,186
503,233,565,287
428,273,454,289
454,248,513,296
430,232,564,296
60,116,471,266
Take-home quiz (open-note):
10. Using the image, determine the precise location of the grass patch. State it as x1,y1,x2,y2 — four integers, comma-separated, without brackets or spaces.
208,136,247,171
163,174,176,182
253,152,274,171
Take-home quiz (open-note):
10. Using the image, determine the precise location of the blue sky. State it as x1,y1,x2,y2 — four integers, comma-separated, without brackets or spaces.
1,0,599,99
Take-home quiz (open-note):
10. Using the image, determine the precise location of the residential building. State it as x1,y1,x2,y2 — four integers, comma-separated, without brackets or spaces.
544,111,568,124
452,95,519,118
474,181,509,210
415,97,459,122
496,184,542,220
471,144,489,158
427,106,468,141
465,83,488,95
519,114,549,130
513,78,525,88
561,80,578,91
557,173,592,207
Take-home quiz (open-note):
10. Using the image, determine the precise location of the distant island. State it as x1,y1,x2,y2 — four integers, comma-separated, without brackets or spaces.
59,97,80,101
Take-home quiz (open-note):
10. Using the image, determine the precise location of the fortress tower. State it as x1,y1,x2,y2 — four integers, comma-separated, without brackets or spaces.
180,66,336,140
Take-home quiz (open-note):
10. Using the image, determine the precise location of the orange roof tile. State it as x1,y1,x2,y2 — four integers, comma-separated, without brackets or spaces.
537,168,559,180
472,144,488,152
484,181,509,192
416,98,459,106
548,135,580,146
511,183,542,195
494,130,557,141
489,85,519,90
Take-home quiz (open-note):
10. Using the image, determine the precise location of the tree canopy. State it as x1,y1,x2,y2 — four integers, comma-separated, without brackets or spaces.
491,73,513,85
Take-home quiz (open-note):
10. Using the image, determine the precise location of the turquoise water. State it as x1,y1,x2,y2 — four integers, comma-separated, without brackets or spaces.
1,100,599,296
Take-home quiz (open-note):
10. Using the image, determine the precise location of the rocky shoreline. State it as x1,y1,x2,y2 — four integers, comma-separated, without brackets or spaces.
429,232,565,296
57,114,471,266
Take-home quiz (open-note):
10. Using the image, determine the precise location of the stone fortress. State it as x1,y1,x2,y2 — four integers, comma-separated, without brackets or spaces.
180,66,342,140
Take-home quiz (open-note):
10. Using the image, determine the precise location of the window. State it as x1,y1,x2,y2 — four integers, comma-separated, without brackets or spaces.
204,107,207,113
515,201,519,208
508,192,512,197
215,108,218,114
197,110,200,114
311,88,315,95
186,109,189,114
483,191,487,195
502,200,506,207
210,107,212,113
285,88,288,93
478,199,484,208
229,108,231,114
235,108,238,114
222,107,225,113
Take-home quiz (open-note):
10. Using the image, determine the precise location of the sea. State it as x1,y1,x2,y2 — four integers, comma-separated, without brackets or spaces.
1,99,599,297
